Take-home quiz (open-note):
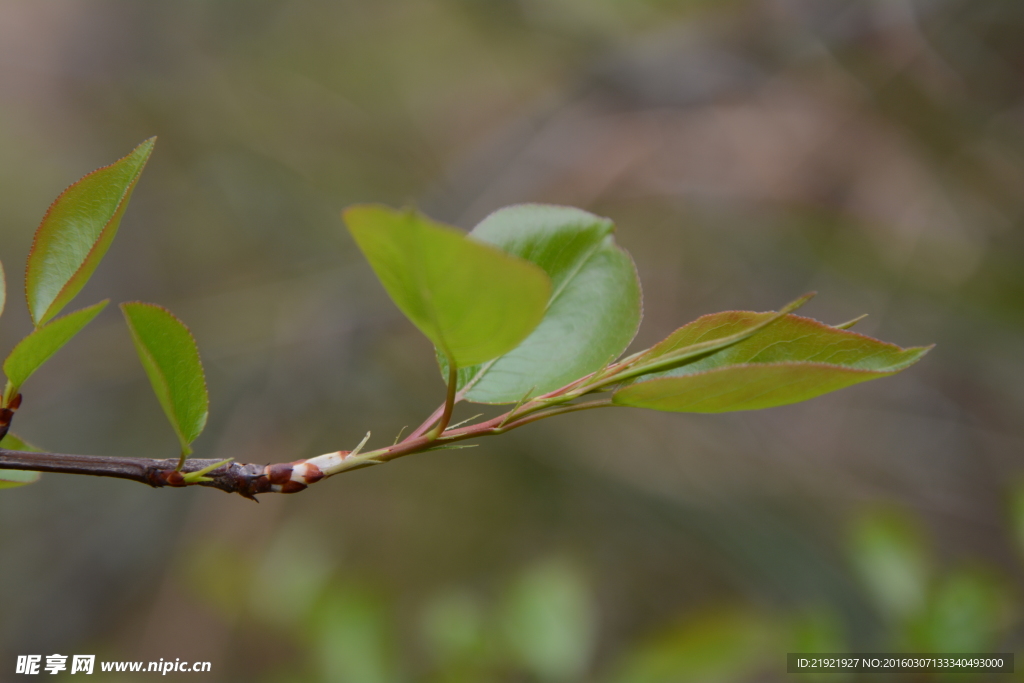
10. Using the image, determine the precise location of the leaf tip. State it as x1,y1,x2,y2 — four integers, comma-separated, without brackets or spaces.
783,292,816,312
135,136,157,156
341,202,379,223
121,301,210,451
26,139,157,326
892,343,934,367
834,313,869,330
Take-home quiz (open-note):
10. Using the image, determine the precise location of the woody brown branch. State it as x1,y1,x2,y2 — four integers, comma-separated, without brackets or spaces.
0,450,272,500
0,397,613,499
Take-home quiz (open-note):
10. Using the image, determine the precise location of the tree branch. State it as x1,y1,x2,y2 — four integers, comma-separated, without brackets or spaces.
406,401,447,441
0,391,615,499
0,450,272,500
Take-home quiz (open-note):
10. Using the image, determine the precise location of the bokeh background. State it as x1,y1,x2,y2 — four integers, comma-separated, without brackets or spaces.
1,1,1023,680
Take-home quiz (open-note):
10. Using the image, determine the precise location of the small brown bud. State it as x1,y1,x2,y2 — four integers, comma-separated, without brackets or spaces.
266,463,294,485
303,463,324,484
250,475,272,496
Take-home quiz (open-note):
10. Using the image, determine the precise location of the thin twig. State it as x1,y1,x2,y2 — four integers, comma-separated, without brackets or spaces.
0,449,269,499
406,402,446,441
2,373,617,498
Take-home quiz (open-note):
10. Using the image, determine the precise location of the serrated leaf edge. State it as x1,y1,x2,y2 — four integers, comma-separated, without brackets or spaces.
612,349,933,408
3,299,110,394
27,137,155,326
120,301,209,451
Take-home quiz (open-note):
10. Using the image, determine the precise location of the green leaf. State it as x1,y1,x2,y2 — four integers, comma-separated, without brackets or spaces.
448,204,641,404
3,300,109,394
613,311,931,412
26,138,155,326
0,432,41,490
121,302,209,455
611,294,814,384
344,205,551,368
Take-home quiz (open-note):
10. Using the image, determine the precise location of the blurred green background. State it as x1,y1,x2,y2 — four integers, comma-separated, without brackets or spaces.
1,1,1023,680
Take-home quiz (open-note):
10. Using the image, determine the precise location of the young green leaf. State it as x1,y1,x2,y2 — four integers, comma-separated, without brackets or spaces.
0,432,41,490
344,205,551,368
26,138,155,326
446,204,642,404
3,300,109,396
611,294,814,384
121,302,209,458
613,311,931,412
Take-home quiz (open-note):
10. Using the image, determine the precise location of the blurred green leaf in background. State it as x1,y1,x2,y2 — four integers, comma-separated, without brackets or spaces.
499,558,596,682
